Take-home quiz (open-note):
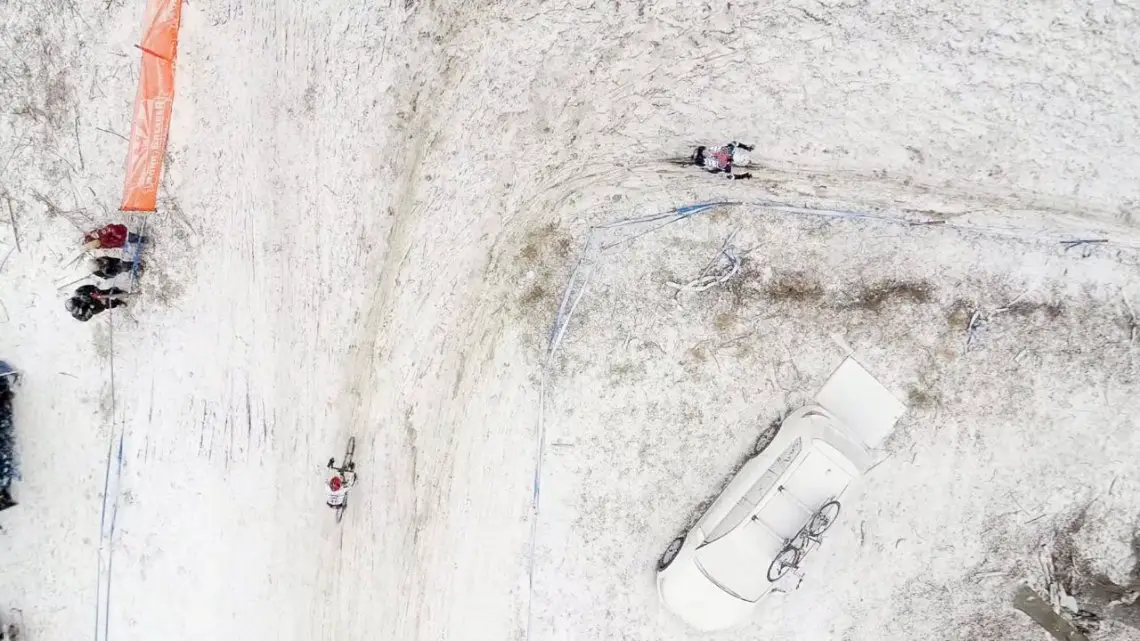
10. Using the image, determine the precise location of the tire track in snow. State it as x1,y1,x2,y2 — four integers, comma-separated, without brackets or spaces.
93,316,126,641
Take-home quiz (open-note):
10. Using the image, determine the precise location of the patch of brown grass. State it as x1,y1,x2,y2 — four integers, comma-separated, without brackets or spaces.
520,284,547,307
1050,507,1140,631
764,272,824,303
847,279,934,313
946,299,973,330
714,311,737,332
906,386,939,410
512,223,573,329
725,268,764,307
518,222,571,268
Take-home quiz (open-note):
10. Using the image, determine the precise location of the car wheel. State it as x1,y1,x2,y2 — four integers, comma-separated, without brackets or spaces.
657,536,684,571
752,423,780,456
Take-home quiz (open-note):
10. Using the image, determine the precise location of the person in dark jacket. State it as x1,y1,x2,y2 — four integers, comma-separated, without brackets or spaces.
89,257,144,280
82,224,146,250
65,285,128,322
0,362,17,514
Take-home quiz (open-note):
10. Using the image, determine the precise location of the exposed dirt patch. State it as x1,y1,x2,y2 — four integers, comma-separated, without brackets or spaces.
959,611,1025,641
763,271,824,303
143,265,187,307
1013,583,1091,641
844,279,934,313
518,223,572,268
713,311,738,333
519,283,547,308
510,222,573,338
607,360,646,384
946,299,974,330
724,267,765,307
91,322,111,361
1051,507,1140,632
906,386,939,410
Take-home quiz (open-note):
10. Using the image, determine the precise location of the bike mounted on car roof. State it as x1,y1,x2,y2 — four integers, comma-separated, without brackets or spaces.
751,486,842,583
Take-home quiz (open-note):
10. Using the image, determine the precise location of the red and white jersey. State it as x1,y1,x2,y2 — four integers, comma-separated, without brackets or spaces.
703,146,734,171
326,476,349,506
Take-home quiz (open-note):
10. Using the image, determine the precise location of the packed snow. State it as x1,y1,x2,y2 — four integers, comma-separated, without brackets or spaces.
1,1,1138,640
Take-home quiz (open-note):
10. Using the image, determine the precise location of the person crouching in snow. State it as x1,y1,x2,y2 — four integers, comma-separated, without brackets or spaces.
90,257,143,280
82,224,146,250
65,285,128,322
692,141,755,179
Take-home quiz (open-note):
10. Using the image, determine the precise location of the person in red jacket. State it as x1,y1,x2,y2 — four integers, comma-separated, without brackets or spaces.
82,224,146,250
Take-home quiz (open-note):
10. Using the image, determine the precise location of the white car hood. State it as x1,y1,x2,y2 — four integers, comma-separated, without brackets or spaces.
658,555,755,632
694,521,781,603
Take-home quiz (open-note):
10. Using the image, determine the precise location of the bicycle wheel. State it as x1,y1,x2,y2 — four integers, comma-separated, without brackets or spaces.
806,500,841,537
767,546,800,582
344,437,356,466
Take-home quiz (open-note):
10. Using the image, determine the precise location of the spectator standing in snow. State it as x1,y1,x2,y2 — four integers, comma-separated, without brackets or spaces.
89,257,144,280
0,362,18,514
82,224,146,250
65,285,129,322
0,618,20,640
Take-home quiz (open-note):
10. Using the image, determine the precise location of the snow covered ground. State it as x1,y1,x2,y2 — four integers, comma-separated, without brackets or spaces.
1,1,1139,640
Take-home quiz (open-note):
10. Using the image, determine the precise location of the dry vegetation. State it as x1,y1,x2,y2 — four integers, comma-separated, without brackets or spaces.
508,222,574,343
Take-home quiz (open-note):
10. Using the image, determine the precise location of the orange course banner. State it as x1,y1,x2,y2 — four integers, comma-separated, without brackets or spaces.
120,0,183,212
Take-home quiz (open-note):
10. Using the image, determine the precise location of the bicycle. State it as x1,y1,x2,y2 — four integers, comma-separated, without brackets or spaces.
765,498,841,582
326,436,357,523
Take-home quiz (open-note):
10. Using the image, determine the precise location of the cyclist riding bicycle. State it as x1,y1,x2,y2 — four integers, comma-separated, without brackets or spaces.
325,457,356,509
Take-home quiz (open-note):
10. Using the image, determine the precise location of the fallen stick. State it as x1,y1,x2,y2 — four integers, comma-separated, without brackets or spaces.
1122,293,1137,344
0,246,13,274
58,247,89,269
0,128,28,178
5,199,19,253
972,570,1006,581
56,275,90,291
667,235,742,293
94,126,128,142
666,256,741,292
965,309,985,352
994,287,1031,314
1060,239,1107,251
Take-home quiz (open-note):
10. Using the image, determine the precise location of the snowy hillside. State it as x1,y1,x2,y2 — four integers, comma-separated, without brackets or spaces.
1,1,1138,640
